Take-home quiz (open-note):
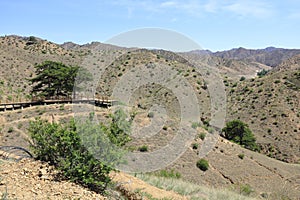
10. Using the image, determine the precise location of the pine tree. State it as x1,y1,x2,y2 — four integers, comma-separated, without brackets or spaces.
222,120,259,151
29,61,91,99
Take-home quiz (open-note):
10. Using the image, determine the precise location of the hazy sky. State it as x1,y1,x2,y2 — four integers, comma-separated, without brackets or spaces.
1,0,300,51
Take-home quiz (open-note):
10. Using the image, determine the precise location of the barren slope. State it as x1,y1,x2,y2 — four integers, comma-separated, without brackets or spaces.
226,54,300,163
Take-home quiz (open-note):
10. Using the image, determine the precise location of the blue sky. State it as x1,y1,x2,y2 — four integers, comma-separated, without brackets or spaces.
1,0,300,51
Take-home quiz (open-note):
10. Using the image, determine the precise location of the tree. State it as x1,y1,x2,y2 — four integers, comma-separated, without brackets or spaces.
26,36,38,45
222,120,259,151
29,61,91,99
257,69,269,78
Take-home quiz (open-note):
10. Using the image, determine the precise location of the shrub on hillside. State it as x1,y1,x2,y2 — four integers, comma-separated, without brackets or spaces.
199,133,206,140
238,153,245,159
29,118,115,194
257,69,268,78
240,76,246,81
138,145,148,152
196,159,209,171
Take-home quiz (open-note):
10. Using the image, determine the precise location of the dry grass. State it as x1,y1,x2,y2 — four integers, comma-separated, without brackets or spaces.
135,173,259,200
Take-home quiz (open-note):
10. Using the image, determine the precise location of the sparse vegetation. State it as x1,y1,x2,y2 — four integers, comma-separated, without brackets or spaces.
153,169,181,179
136,174,258,200
191,122,200,129
0,36,299,199
239,184,254,196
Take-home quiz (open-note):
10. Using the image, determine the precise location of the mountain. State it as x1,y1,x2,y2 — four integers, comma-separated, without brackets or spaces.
182,51,271,79
0,35,299,199
213,47,300,67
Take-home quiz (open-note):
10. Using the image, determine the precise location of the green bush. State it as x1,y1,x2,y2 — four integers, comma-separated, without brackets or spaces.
196,159,209,171
105,109,131,147
257,69,268,77
192,143,199,149
199,133,206,140
238,154,245,159
239,184,253,196
138,145,148,152
191,122,200,129
240,76,246,81
7,127,14,133
274,79,281,84
207,127,214,133
147,112,154,118
29,118,112,194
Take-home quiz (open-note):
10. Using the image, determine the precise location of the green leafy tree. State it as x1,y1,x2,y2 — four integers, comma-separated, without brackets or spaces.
29,61,91,99
222,120,259,151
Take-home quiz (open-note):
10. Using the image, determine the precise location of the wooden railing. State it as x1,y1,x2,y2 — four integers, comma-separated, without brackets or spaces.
0,95,117,112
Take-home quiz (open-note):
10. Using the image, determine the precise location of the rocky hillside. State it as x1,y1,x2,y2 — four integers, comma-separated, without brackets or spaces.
0,35,86,103
226,54,300,163
1,35,300,199
182,52,271,79
0,158,190,199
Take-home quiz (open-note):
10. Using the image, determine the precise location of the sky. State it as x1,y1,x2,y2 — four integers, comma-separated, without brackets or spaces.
1,0,300,51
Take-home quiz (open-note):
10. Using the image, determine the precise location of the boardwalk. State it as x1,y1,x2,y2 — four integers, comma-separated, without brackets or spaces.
0,97,117,112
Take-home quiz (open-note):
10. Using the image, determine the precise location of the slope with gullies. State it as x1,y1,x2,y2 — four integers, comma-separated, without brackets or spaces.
1,103,299,200
182,51,272,80
83,46,300,199
0,35,300,199
166,134,300,200
226,54,300,163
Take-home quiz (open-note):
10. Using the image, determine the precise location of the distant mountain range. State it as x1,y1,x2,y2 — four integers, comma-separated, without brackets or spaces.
191,47,300,67
60,39,300,68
